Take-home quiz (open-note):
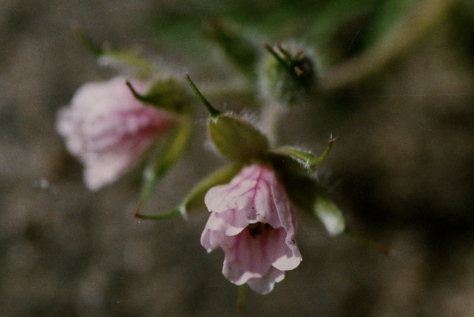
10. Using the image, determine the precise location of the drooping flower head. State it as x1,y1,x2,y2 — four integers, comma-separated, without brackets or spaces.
56,77,176,190
201,163,302,294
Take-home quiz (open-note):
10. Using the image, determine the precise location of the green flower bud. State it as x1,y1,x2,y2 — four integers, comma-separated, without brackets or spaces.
260,43,317,105
185,74,270,162
209,114,270,162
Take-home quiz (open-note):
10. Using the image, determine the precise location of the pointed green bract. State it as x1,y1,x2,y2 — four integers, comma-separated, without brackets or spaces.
134,116,192,218
127,79,191,113
184,74,221,117
98,51,159,78
272,137,333,171
75,26,158,78
185,74,270,162
209,114,270,162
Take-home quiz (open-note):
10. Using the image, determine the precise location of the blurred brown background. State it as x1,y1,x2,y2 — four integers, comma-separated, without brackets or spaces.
1,0,474,316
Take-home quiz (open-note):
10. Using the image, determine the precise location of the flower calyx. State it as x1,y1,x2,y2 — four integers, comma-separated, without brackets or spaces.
126,78,191,114
185,74,270,162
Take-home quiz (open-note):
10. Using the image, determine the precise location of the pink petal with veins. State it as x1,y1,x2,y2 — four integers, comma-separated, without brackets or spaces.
56,77,175,190
201,164,301,294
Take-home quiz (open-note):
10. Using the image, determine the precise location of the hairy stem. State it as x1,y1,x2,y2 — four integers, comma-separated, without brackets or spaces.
260,102,285,146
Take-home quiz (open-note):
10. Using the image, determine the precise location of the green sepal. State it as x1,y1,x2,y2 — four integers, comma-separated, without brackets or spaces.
209,114,270,162
74,26,158,78
126,79,191,114
185,74,270,162
203,19,259,78
134,115,192,219
272,136,333,171
98,51,159,79
135,163,243,220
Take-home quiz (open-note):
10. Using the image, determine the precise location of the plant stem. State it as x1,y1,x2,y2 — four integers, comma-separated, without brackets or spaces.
320,0,458,91
237,284,248,317
260,102,285,146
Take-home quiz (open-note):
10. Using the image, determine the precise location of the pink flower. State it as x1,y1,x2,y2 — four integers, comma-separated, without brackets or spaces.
56,77,175,190
201,164,301,294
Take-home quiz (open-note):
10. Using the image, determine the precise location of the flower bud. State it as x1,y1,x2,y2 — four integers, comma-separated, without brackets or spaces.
185,74,270,162
208,114,270,162
260,43,317,105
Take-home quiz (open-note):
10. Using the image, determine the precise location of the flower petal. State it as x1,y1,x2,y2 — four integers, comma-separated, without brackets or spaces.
247,267,285,295
56,77,175,190
205,164,283,229
201,163,302,294
221,226,289,285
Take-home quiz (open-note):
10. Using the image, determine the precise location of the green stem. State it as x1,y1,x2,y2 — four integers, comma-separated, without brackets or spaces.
237,284,248,317
133,208,181,220
260,102,285,146
134,115,192,219
320,0,458,91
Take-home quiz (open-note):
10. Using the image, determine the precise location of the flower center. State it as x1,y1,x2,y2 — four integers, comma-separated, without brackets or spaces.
247,222,273,238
